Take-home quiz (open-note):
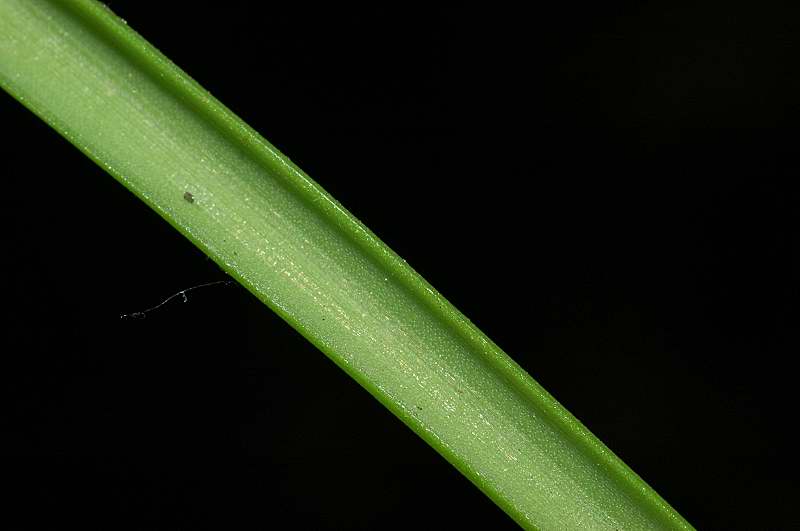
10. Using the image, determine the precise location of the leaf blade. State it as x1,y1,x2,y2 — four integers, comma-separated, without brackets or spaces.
0,1,692,529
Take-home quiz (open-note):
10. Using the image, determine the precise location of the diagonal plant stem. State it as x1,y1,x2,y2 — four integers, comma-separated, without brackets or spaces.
0,1,693,529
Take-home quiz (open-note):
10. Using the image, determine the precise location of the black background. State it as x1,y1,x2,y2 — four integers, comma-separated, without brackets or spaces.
3,2,798,529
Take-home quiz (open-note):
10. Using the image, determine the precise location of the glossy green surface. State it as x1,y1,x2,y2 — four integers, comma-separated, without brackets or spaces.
0,1,693,529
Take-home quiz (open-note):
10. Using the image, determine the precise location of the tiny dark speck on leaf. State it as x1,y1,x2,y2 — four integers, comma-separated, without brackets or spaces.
183,191,194,203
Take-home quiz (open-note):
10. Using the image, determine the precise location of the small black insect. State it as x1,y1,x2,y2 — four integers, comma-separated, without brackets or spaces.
183,191,194,203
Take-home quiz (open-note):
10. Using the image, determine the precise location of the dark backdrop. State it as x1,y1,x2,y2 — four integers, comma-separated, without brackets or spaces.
3,2,798,529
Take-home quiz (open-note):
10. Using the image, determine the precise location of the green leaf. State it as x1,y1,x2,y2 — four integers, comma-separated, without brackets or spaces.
0,1,693,528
